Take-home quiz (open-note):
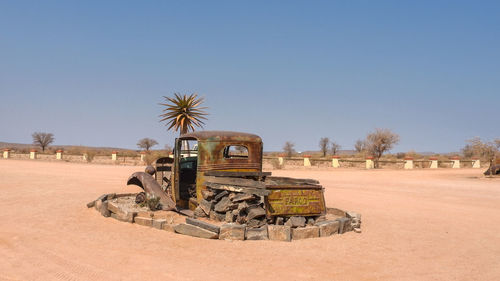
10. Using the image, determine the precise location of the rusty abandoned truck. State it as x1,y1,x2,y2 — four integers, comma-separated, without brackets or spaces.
128,131,326,220
90,131,361,240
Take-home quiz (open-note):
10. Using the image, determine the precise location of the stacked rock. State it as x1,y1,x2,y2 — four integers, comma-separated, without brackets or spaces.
193,188,268,229
88,193,362,241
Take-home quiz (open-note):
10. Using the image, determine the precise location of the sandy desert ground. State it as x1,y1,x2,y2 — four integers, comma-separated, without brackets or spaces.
0,160,499,281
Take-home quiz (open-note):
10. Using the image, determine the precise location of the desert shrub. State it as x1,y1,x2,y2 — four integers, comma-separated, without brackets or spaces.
271,158,283,169
84,150,97,162
147,196,161,210
139,194,161,211
144,154,156,166
117,150,138,157
17,147,31,154
383,154,397,160
65,146,87,155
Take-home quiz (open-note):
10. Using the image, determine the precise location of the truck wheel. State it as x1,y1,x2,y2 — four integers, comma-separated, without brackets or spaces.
135,192,146,204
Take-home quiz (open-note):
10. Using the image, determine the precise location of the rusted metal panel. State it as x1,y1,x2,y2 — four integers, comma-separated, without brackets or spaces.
196,168,259,203
204,171,271,177
204,176,267,188
198,163,261,171
182,132,263,204
197,142,262,170
266,176,319,185
205,182,271,197
264,186,326,217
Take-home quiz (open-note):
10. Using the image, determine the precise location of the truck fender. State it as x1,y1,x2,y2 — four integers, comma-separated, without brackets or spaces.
127,172,176,211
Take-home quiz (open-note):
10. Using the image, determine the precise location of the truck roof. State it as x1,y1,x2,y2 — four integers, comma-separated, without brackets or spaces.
180,131,262,143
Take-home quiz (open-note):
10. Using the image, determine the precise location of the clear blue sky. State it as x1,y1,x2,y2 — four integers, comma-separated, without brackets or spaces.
1,0,499,153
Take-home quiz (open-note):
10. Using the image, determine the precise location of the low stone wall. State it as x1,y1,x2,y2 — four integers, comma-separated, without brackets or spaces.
338,160,365,169
263,156,485,170
281,158,304,167
375,160,404,169
4,153,143,166
1,151,486,170
88,193,361,241
8,153,90,163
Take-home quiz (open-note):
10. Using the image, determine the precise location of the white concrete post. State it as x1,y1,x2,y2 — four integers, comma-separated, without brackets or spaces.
140,151,146,162
472,158,480,168
56,150,63,160
3,149,10,159
429,157,438,169
303,155,311,167
30,149,37,159
332,156,340,168
451,157,460,169
83,154,87,161
278,156,284,166
366,157,374,169
404,157,414,169
111,151,117,161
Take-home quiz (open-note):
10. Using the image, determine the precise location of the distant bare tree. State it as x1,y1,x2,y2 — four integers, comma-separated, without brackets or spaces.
462,145,474,158
137,138,158,151
462,137,483,158
164,144,173,154
354,139,365,153
482,142,498,170
364,128,400,168
330,141,341,155
32,132,54,152
462,137,499,173
283,141,295,158
319,137,329,157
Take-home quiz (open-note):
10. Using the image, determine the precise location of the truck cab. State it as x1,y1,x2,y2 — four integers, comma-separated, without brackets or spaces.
166,131,263,210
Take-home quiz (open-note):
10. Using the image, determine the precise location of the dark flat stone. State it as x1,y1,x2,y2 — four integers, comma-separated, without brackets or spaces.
186,217,220,234
219,223,246,240
284,216,306,228
246,206,266,220
214,197,237,213
214,190,229,201
336,217,349,234
178,209,195,217
86,200,95,208
246,226,268,240
174,224,218,239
